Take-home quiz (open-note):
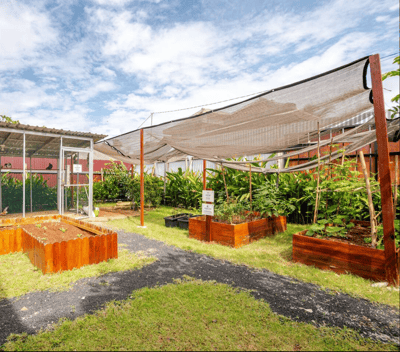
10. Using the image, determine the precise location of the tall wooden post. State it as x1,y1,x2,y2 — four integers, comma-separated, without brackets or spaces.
140,129,144,227
203,160,206,190
370,54,399,286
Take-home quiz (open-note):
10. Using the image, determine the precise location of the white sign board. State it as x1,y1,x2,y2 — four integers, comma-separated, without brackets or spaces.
202,190,214,203
202,203,214,216
73,164,82,173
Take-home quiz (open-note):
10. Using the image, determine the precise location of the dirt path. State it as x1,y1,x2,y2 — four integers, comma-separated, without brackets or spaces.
0,229,399,346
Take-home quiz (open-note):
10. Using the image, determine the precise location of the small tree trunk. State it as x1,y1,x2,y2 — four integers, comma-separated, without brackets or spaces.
359,151,377,247
313,122,321,224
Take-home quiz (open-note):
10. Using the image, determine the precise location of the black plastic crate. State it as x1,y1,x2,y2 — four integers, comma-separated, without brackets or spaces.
177,214,201,230
164,213,191,228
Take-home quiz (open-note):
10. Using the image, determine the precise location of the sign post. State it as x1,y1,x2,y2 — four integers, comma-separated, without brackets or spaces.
202,189,214,242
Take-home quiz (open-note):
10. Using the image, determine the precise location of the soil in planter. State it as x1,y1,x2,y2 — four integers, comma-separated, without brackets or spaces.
213,213,264,225
21,221,95,244
308,224,399,249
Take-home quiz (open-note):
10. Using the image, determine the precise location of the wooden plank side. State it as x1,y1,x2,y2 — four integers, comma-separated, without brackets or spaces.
74,238,82,270
44,243,53,274
53,242,60,273
16,228,23,252
98,235,106,263
293,233,387,282
293,250,386,282
60,241,68,272
67,240,76,271
293,234,386,266
189,217,206,241
89,236,95,265
0,230,10,255
112,232,118,259
81,237,90,267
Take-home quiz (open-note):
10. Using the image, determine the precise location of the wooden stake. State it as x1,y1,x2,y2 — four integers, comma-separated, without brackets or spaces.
222,166,229,200
359,151,377,247
313,122,321,224
249,164,252,209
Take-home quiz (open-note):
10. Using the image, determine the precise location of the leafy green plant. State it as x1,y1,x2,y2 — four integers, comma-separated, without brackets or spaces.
76,234,82,238
214,199,250,224
253,179,295,217
382,55,400,119
59,227,67,233
35,224,42,228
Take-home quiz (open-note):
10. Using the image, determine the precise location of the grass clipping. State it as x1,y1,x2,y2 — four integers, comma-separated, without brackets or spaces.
3,277,396,351
0,246,155,299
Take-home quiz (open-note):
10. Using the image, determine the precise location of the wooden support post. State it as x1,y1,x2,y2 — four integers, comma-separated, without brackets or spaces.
359,151,377,247
370,54,398,286
394,155,398,217
222,166,229,201
140,129,145,227
313,122,321,223
203,160,206,190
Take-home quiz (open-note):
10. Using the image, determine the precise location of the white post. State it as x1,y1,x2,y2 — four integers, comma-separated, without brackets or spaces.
77,153,80,214
89,140,94,217
22,133,26,217
30,157,33,213
58,137,63,215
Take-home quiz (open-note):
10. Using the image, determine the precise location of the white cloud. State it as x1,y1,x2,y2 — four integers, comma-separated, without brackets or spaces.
0,1,57,71
72,81,118,102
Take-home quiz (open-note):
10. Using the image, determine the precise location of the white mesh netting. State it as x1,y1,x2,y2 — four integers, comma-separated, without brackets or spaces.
95,56,383,172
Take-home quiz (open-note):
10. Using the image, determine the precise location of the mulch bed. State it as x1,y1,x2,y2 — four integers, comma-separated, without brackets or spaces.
21,222,95,244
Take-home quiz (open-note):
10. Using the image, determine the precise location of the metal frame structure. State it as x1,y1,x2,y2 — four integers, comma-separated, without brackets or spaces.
0,124,105,219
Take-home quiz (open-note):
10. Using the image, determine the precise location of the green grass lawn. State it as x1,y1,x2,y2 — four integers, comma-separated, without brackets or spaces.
2,277,396,351
107,206,399,307
0,246,155,299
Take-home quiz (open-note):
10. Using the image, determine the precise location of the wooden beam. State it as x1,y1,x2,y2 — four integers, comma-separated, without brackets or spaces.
29,137,56,157
140,129,144,227
369,54,399,286
0,132,12,145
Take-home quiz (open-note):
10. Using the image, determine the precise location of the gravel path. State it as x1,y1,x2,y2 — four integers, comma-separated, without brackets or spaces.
1,229,399,347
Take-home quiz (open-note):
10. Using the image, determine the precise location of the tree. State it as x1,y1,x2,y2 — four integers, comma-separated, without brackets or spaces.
0,115,19,124
382,55,400,119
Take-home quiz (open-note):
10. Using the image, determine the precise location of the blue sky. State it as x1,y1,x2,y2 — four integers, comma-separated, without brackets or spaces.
0,0,398,138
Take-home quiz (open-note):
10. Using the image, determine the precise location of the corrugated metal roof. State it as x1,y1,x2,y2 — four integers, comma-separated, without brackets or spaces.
0,121,107,140
0,122,107,158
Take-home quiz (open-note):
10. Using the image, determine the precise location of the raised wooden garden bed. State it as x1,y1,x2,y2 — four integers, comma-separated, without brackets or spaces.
292,230,400,282
0,215,118,274
189,215,283,248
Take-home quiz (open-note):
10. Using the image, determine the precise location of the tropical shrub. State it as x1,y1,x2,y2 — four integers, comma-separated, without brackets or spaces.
1,173,58,213
165,168,203,209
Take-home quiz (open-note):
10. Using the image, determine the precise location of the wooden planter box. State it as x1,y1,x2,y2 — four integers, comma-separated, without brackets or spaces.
0,215,118,274
292,230,400,282
189,215,283,248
